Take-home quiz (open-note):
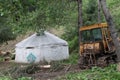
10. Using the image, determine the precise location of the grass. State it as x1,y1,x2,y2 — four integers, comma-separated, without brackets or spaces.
0,76,32,80
61,52,79,65
56,64,120,80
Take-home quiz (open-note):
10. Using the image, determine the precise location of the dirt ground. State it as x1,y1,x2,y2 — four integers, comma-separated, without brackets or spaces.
0,61,81,80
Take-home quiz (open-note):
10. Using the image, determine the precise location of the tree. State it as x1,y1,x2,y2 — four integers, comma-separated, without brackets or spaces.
99,0,120,62
78,0,82,55
83,0,97,25
78,0,82,38
78,0,84,68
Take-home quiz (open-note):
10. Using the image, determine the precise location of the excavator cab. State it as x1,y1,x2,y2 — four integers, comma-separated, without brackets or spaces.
79,23,116,68
81,28,102,43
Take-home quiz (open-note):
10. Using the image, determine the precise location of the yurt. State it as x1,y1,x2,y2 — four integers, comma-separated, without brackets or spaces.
15,31,69,63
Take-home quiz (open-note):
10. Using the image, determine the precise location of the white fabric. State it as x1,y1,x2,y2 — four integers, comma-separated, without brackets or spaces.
15,48,41,63
16,31,68,48
15,31,69,63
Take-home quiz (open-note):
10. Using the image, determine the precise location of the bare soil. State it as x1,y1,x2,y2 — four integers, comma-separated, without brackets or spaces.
0,62,81,80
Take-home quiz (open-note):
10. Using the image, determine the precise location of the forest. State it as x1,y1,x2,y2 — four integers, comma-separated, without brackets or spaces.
0,0,120,80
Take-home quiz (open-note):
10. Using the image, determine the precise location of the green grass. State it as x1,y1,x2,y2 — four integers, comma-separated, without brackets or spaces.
0,77,32,80
56,64,120,80
60,53,79,65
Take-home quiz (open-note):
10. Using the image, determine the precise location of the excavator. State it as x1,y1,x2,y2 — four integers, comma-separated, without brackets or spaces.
78,0,117,69
78,23,117,69
78,0,119,69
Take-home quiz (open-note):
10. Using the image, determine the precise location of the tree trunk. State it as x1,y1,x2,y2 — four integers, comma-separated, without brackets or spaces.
78,0,82,55
98,0,101,23
78,0,82,27
99,0,120,62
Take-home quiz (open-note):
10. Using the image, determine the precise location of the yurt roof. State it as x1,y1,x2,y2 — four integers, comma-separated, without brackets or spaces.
16,31,68,48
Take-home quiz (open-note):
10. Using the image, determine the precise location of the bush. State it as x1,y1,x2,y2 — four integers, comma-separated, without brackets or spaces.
0,27,16,43
62,26,78,53
57,64,120,80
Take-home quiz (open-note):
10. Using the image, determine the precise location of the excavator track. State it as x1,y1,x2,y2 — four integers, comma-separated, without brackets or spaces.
78,54,117,69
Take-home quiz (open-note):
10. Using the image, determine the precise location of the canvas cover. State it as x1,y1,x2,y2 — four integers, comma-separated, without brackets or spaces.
16,31,68,48
15,31,69,63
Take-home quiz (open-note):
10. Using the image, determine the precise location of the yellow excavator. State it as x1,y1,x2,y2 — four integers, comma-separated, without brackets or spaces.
79,23,117,69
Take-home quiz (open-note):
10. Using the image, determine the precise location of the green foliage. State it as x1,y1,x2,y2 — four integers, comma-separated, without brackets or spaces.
0,0,120,45
0,0,76,43
83,0,98,25
62,26,78,53
63,0,120,54
107,0,120,30
0,0,76,31
61,53,79,64
68,36,78,52
0,27,16,43
0,76,32,80
0,76,12,80
57,64,120,80
0,0,120,80
18,77,32,80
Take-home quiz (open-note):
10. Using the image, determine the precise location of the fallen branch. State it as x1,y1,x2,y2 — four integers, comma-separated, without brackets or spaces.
65,64,71,73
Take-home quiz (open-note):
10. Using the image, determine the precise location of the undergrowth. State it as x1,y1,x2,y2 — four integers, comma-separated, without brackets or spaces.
0,76,32,80
61,52,79,65
56,64,120,80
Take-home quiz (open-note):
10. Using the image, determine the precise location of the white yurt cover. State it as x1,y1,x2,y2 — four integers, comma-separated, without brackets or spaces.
15,31,69,63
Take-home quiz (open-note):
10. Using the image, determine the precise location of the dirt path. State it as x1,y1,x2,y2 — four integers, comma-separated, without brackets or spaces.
0,62,81,80
33,64,81,80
